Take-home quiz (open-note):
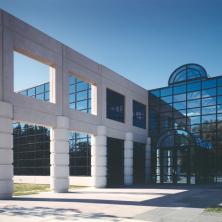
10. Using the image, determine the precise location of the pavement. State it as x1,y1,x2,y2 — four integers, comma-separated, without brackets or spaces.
0,185,222,222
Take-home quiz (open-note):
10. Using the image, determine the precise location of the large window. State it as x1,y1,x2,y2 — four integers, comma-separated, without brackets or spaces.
106,89,125,123
69,132,91,176
133,100,146,129
13,123,50,175
69,76,91,113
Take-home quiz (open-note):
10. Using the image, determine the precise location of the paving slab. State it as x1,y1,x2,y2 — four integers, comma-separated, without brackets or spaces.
0,186,222,222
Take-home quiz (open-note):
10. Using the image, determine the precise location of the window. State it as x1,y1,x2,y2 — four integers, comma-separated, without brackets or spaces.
18,82,50,102
69,132,91,176
161,87,172,97
14,51,53,103
69,76,91,113
173,93,186,102
13,123,50,176
187,91,201,100
187,81,201,92
202,88,216,98
202,79,216,89
173,84,186,94
106,89,125,123
133,100,146,129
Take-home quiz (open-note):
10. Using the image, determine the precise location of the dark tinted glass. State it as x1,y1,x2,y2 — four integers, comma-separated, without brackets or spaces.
150,89,160,97
202,88,216,98
133,100,146,129
69,132,91,176
174,84,186,94
187,81,201,92
202,79,216,89
161,87,172,97
13,123,50,176
149,75,222,184
107,89,125,123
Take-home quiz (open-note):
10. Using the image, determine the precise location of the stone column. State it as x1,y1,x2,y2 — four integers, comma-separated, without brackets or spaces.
124,132,133,185
91,126,107,188
50,116,69,193
145,137,151,183
0,102,13,199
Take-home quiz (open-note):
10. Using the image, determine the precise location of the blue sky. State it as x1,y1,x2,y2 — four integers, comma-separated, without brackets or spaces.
1,0,222,91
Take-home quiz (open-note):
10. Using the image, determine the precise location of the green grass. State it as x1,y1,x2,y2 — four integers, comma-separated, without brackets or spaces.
205,206,222,213
13,183,50,196
13,183,88,196
69,185,88,190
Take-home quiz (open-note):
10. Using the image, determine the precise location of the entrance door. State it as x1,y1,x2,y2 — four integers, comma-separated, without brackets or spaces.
155,130,193,184
107,137,124,187
158,146,190,184
133,142,145,184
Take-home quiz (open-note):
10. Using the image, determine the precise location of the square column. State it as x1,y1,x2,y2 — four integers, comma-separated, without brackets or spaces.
145,137,151,183
50,116,69,193
124,132,133,185
91,126,107,188
0,102,13,199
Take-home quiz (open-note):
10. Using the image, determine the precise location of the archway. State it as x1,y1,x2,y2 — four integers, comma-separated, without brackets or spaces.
155,129,196,184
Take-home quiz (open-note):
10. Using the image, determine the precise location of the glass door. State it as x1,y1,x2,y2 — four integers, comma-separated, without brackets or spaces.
157,146,190,184
162,148,174,183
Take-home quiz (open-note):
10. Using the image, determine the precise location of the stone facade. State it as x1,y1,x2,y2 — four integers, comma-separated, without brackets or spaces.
0,9,150,199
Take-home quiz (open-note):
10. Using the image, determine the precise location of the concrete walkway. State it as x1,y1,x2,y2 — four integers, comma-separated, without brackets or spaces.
0,185,222,222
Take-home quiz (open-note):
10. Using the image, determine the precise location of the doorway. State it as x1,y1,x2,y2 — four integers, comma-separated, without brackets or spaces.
155,130,193,184
133,142,145,184
107,137,124,187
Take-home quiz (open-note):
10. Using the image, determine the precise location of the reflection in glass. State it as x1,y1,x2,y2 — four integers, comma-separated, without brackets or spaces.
202,88,216,98
161,87,172,97
202,114,216,123
187,91,200,100
173,93,186,102
133,100,146,129
149,64,222,184
187,108,200,117
202,97,216,106
202,79,216,89
187,81,201,92
187,99,200,108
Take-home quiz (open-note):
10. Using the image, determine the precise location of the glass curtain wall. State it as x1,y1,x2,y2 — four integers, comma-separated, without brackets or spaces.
149,64,222,184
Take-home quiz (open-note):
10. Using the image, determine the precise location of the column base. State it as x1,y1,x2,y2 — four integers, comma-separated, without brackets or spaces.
124,175,133,185
50,178,69,193
0,179,13,199
93,176,106,188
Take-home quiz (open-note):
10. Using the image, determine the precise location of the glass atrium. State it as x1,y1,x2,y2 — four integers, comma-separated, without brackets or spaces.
149,64,222,184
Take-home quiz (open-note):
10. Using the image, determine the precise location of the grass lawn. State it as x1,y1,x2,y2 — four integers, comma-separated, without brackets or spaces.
13,183,50,196
69,185,88,190
14,183,88,196
205,206,222,213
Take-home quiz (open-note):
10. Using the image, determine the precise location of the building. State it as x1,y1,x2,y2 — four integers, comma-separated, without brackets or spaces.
0,10,221,199
0,10,149,199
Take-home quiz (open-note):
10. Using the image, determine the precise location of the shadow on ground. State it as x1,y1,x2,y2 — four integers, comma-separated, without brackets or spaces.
1,185,222,221
0,205,121,221
13,185,222,208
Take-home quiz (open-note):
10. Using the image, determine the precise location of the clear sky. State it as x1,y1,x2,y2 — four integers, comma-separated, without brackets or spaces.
1,0,222,91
